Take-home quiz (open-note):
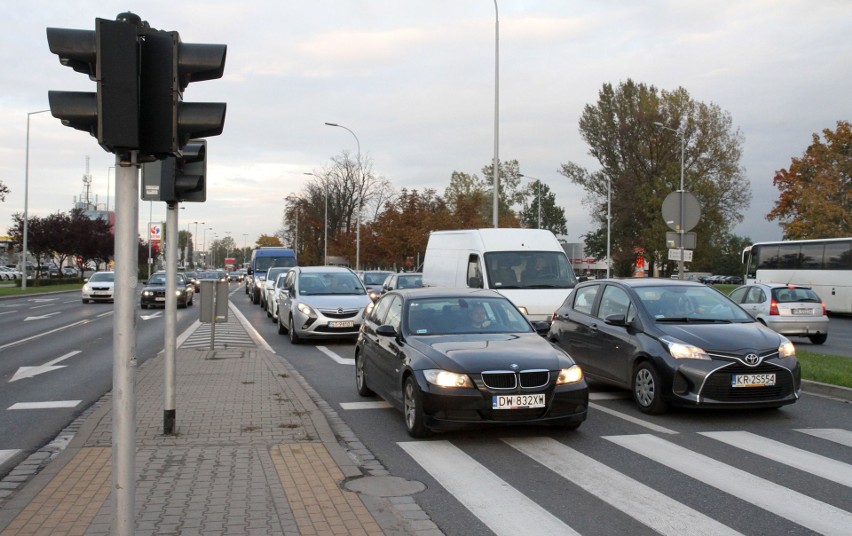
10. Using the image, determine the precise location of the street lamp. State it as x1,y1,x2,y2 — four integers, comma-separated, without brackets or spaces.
304,172,327,265
324,122,362,269
607,177,611,279
242,233,248,266
654,121,686,280
518,174,543,229
22,109,50,290
492,0,500,228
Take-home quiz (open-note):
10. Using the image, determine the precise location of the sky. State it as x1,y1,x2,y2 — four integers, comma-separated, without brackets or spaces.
1,0,849,254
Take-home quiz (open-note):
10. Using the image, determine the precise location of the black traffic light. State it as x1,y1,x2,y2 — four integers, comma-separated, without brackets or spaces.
139,29,226,157
46,13,142,153
142,140,207,203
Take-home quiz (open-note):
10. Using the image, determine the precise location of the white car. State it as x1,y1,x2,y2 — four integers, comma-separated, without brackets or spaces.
262,267,291,312
0,266,22,280
82,271,116,303
267,272,290,322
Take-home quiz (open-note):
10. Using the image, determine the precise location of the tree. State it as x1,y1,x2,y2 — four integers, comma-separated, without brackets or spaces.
256,234,282,247
519,181,567,234
560,80,751,277
0,181,8,203
767,120,851,239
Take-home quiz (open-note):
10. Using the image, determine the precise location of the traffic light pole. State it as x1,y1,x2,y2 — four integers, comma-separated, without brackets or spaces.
112,154,139,536
164,202,178,434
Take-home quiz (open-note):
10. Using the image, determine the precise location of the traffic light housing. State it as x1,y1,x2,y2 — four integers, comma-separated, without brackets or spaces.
46,14,141,153
142,140,207,203
139,29,226,157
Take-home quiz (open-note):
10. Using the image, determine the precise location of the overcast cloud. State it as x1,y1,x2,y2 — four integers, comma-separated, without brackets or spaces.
1,1,849,250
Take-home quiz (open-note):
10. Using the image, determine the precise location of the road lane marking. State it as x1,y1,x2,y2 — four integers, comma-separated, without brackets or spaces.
317,346,355,365
504,437,742,536
589,391,630,400
8,401,82,410
340,401,392,410
605,433,852,536
700,431,852,487
23,312,62,321
10,350,82,382
399,440,580,536
796,428,852,448
0,314,111,353
0,450,21,466
589,402,678,434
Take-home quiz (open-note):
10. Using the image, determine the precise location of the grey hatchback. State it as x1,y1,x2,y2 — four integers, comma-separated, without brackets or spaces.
729,283,828,344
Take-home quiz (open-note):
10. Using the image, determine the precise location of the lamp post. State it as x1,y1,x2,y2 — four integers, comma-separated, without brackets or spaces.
654,122,686,280
518,174,543,229
147,201,154,278
22,109,50,290
492,0,500,228
606,177,611,279
305,171,328,265
324,122,362,269
106,166,115,214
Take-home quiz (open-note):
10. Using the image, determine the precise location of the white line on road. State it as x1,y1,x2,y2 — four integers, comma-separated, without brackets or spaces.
700,430,852,488
504,437,742,536
0,314,110,353
0,450,21,466
589,391,630,400
10,350,82,382
340,401,392,410
589,402,678,434
317,346,355,365
8,401,82,410
605,434,852,536
399,440,580,536
796,428,852,448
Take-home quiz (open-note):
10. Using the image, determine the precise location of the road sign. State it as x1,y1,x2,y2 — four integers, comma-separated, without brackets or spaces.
662,192,701,231
150,224,162,241
668,248,693,262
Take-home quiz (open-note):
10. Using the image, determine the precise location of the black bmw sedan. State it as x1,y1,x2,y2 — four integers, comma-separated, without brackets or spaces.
548,279,801,414
355,288,588,438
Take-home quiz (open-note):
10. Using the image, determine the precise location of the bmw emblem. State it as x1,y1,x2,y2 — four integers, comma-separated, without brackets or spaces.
510,364,520,371
744,353,759,365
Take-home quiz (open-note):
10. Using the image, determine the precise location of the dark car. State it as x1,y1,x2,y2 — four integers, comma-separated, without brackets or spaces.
355,288,588,437
195,270,226,291
183,271,199,291
548,279,800,414
140,271,194,309
359,270,393,302
380,272,423,294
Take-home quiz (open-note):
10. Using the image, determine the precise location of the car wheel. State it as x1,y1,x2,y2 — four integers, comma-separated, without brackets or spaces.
355,352,375,397
266,302,272,317
179,300,187,309
288,315,301,344
403,376,430,438
633,362,668,414
277,311,287,334
82,299,89,304
809,333,828,345
188,294,194,306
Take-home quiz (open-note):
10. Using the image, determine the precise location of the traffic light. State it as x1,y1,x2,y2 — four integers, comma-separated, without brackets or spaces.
142,140,207,203
139,29,226,157
46,13,142,153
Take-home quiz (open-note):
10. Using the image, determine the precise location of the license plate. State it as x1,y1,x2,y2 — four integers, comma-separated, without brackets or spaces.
93,291,109,296
792,308,811,315
155,297,165,302
328,321,354,328
732,373,776,387
492,394,545,409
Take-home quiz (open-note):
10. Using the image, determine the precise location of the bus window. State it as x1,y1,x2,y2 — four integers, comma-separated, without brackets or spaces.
825,241,852,269
800,243,825,269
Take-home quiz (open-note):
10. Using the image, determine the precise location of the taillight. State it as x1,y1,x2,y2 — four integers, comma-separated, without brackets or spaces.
821,302,827,316
769,300,779,315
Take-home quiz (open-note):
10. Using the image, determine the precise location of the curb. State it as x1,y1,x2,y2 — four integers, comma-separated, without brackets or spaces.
802,379,852,402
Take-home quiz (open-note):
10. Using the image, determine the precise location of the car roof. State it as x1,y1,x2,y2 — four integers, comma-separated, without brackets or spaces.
579,278,705,288
387,287,504,300
295,266,355,274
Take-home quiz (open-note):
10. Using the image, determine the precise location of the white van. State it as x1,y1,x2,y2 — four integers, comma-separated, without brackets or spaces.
422,229,578,323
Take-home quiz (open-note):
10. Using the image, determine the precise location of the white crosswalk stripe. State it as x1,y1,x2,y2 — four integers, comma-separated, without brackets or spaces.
0,449,21,466
399,440,580,536
605,433,852,536
796,427,852,448
700,430,852,487
503,437,742,536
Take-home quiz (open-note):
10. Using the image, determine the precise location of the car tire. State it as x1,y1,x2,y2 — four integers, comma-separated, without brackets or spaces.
403,375,430,438
809,333,828,345
82,299,89,304
632,362,668,414
288,315,301,344
355,352,375,397
277,312,287,334
266,302,272,318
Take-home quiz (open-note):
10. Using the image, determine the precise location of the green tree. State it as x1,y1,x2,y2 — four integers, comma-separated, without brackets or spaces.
767,120,851,239
0,180,9,203
519,180,567,234
560,80,751,277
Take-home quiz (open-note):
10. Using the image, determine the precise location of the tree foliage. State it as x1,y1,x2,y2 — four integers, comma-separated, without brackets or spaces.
8,209,113,272
0,180,8,203
559,79,751,276
767,120,851,239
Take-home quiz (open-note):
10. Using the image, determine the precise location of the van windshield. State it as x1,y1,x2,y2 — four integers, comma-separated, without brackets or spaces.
484,251,578,289
255,255,296,271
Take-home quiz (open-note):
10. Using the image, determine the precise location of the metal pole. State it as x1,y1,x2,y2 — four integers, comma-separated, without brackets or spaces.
606,177,611,279
113,154,139,536
537,181,541,229
164,202,178,434
243,233,248,266
147,201,153,279
106,166,115,215
678,135,685,280
22,109,50,290
492,0,500,228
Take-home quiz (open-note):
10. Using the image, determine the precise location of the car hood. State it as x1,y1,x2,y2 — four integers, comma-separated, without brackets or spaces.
656,321,784,352
298,294,370,309
409,334,574,372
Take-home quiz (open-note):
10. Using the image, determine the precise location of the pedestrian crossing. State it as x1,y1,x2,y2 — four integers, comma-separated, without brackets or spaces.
399,428,851,536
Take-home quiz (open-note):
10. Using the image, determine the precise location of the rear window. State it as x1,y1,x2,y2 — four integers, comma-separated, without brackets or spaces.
771,287,821,303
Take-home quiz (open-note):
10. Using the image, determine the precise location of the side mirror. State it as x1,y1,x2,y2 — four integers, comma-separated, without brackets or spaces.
376,324,397,337
604,313,627,326
577,276,588,282
468,275,483,289
533,321,551,336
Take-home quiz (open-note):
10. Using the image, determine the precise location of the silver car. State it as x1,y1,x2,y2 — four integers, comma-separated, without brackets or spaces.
277,266,371,344
267,272,290,322
729,283,829,344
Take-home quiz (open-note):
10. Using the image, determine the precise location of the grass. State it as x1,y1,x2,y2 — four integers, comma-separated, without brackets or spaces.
797,349,852,388
0,282,81,297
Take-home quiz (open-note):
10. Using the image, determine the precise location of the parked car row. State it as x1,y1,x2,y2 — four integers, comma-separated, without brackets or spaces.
0,266,23,280
700,274,743,285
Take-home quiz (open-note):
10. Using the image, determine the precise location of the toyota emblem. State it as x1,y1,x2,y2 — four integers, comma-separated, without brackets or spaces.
744,353,759,365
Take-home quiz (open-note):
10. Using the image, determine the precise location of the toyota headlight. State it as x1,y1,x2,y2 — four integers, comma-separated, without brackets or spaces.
424,370,474,388
660,336,710,360
778,338,796,359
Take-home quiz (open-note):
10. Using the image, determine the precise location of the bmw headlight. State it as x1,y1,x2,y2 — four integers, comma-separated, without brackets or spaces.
142,290,153,297
556,365,584,384
424,370,474,388
660,336,710,360
297,302,317,318
175,290,184,297
778,338,796,359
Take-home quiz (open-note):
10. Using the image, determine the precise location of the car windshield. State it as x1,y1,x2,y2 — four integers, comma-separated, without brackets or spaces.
635,285,753,323
299,272,365,295
197,272,218,279
266,268,290,283
484,251,578,289
89,272,114,283
363,272,392,285
406,297,533,335
256,255,297,271
397,275,423,289
771,287,821,303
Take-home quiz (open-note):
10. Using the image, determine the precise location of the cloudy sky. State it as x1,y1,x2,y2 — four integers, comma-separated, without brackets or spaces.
1,0,849,252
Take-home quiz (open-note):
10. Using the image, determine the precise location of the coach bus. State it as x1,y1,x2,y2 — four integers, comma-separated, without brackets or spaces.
742,237,852,313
